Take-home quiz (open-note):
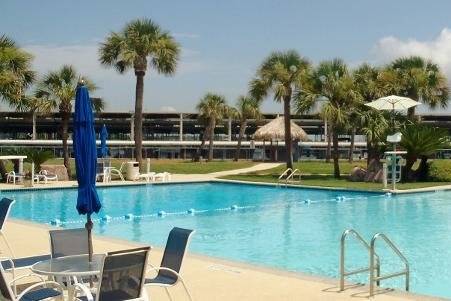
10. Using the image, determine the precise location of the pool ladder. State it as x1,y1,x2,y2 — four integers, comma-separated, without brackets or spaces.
278,168,301,186
340,229,409,297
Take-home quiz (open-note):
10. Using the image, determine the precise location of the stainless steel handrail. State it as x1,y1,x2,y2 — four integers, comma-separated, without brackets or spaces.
369,233,409,296
278,168,292,180
286,169,301,182
278,168,292,186
339,229,380,291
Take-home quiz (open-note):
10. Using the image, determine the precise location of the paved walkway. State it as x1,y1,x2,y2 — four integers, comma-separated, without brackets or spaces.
209,162,281,176
4,221,440,301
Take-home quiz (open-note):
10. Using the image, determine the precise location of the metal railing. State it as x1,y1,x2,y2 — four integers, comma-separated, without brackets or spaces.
278,168,292,186
339,229,380,291
369,233,409,296
278,168,301,186
286,169,301,182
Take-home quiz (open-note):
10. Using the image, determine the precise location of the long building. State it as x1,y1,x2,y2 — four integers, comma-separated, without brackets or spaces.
1,111,450,160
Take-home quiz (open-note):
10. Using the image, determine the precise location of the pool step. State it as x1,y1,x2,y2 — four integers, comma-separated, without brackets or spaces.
339,229,409,297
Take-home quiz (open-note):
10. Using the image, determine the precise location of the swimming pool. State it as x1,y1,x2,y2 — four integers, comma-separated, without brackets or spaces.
2,182,451,298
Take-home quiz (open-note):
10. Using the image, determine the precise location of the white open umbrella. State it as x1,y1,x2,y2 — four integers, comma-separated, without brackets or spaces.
365,95,421,111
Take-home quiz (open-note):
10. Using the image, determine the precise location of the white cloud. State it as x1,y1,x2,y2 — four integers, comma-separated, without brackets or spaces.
372,28,451,81
159,106,177,112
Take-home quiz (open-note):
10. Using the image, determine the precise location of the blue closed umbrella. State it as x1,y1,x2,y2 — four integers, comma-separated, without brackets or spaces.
100,124,108,158
73,84,101,261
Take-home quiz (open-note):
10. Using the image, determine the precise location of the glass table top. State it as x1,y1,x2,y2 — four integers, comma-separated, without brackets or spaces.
31,254,104,276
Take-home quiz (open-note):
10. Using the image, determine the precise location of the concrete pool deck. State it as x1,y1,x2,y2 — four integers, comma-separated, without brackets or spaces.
2,220,444,301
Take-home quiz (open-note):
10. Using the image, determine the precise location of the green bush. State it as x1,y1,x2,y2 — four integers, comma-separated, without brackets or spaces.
428,160,451,182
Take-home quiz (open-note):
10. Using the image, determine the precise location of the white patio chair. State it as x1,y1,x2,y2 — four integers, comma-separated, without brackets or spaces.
145,227,195,301
154,172,172,182
6,171,23,185
34,170,58,184
0,262,64,301
106,162,125,182
74,247,150,301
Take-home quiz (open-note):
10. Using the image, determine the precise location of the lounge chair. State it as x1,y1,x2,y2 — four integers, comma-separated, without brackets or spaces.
6,172,23,185
0,198,15,258
106,162,125,182
137,172,156,182
74,246,151,301
153,172,171,182
34,170,58,184
0,263,64,301
145,227,195,301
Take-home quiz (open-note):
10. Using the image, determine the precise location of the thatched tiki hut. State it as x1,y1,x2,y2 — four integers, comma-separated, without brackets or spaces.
254,116,308,162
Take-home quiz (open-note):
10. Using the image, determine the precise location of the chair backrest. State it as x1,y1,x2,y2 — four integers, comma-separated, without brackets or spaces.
118,162,126,172
0,198,15,232
97,247,150,301
49,228,89,258
0,264,15,300
158,227,195,281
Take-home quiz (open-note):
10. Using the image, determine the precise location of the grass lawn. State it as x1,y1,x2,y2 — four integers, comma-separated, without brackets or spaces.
220,174,450,191
2,158,256,179
220,159,450,191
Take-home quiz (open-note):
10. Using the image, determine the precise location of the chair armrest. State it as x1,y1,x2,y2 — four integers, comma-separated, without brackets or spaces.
146,266,181,279
73,282,94,301
9,273,45,286
16,281,64,300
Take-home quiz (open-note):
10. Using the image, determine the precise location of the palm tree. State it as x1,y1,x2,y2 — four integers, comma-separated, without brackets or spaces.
35,65,101,177
388,56,449,119
400,123,448,181
14,95,53,139
0,35,35,105
99,18,180,167
297,59,361,178
0,35,35,181
196,93,228,161
231,96,262,161
250,50,311,169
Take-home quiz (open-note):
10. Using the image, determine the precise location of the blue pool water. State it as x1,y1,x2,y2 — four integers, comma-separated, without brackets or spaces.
2,182,451,298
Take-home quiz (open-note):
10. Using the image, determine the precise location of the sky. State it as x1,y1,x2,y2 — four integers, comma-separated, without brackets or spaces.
2,0,451,114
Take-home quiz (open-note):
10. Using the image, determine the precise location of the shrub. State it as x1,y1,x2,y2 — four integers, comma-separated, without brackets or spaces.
428,160,451,182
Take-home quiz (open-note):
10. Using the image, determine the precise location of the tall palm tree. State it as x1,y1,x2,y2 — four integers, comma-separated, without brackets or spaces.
13,95,53,139
231,96,262,161
297,59,361,178
0,35,35,106
352,63,388,165
0,35,35,181
250,50,311,169
388,56,449,119
35,65,101,177
197,93,228,161
99,18,180,167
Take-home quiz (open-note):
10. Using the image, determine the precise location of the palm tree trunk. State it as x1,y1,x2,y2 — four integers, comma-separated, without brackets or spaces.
407,106,416,120
326,123,331,163
0,161,7,182
348,127,356,163
234,120,246,161
416,155,429,181
283,96,293,170
61,111,71,178
208,119,215,161
332,126,340,178
134,70,145,168
32,111,37,140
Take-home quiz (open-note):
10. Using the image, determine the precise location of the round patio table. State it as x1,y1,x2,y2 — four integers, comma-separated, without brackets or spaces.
31,254,104,300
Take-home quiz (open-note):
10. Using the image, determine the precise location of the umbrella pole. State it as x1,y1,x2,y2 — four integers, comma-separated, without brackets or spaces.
85,213,93,262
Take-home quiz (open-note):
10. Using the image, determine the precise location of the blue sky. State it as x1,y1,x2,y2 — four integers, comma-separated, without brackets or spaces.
2,0,451,113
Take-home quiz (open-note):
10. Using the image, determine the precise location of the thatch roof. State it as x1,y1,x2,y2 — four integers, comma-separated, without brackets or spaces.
253,116,308,141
